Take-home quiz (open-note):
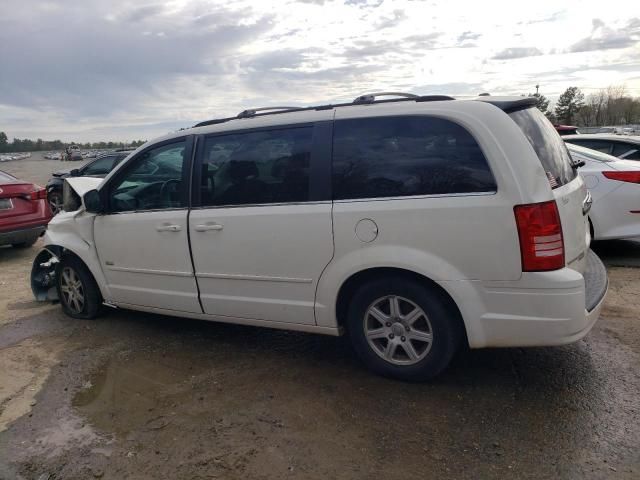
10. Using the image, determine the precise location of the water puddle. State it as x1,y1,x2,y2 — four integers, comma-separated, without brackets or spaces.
73,353,206,436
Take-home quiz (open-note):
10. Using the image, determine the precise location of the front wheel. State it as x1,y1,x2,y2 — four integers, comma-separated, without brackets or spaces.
56,256,102,319
347,277,462,381
48,191,63,215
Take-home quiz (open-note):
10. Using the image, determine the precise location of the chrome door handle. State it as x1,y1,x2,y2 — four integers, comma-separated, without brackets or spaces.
156,224,182,232
194,223,224,232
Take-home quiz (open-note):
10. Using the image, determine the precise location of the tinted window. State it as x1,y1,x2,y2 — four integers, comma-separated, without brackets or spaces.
199,127,312,206
83,155,116,175
332,116,496,200
567,139,613,154
509,108,576,188
108,140,187,212
612,142,640,160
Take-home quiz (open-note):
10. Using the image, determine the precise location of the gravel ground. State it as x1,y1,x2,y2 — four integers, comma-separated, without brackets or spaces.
0,155,639,479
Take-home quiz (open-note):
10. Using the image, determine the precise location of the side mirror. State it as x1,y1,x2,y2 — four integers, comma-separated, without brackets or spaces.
69,168,80,177
83,189,104,214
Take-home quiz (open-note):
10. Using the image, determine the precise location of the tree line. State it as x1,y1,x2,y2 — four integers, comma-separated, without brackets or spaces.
529,85,640,127
0,132,146,153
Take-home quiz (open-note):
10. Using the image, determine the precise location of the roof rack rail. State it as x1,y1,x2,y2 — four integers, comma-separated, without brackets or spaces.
353,92,419,104
237,106,303,119
193,93,456,128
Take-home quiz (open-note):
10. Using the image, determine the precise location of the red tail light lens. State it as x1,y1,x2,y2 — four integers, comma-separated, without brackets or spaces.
514,200,565,272
602,171,640,184
24,187,47,201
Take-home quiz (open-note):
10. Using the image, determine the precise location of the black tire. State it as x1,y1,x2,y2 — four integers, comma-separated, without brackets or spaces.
48,191,63,215
12,236,38,248
346,276,462,381
56,255,103,319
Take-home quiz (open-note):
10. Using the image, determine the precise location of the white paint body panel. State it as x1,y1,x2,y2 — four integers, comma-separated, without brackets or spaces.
189,203,333,324
94,210,201,313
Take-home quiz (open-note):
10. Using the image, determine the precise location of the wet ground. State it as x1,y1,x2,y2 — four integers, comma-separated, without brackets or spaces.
0,155,639,479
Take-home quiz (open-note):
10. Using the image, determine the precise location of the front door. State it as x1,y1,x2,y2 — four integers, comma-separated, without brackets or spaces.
94,137,201,313
189,123,334,325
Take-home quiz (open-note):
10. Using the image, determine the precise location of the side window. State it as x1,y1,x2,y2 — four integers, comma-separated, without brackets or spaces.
332,116,496,200
199,127,312,207
108,140,187,212
612,142,640,160
83,156,115,175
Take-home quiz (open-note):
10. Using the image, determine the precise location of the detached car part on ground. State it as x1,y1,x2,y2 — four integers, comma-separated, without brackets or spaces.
0,170,52,248
31,93,608,381
568,143,640,240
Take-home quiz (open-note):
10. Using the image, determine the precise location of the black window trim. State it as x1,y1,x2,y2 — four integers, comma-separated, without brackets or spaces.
331,114,498,201
98,135,194,215
190,121,333,209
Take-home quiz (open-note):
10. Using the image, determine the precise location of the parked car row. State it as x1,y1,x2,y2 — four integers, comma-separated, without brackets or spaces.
30,93,609,381
44,149,119,161
0,152,31,162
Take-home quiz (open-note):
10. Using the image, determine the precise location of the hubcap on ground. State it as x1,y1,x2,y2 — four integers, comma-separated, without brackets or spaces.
60,267,85,314
363,295,433,365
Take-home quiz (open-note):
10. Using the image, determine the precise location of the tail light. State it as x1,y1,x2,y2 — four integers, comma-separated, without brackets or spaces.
602,171,640,184
514,200,565,271
22,187,47,201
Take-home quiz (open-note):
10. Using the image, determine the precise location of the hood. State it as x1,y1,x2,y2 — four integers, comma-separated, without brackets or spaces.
52,169,72,178
65,176,103,198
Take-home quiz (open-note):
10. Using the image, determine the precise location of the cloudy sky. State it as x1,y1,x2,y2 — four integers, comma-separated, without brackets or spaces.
1,0,639,142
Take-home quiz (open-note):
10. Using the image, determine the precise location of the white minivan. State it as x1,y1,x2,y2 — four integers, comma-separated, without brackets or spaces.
32,93,608,380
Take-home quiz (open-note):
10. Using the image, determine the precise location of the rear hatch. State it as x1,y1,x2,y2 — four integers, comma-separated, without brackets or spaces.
509,108,590,274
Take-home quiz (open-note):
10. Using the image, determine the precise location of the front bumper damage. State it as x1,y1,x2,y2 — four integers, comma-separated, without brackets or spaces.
31,248,60,301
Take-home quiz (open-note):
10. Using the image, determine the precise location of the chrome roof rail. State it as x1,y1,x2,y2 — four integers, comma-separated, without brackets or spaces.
353,92,420,104
237,106,304,119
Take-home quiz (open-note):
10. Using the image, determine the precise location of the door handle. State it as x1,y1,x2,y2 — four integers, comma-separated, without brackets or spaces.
194,223,224,232
156,224,182,232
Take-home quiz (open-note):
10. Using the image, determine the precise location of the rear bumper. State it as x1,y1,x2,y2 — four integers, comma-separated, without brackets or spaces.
441,250,608,348
0,225,46,246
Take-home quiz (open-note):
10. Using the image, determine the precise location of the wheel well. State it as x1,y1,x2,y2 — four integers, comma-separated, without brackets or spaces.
335,267,468,343
50,246,104,300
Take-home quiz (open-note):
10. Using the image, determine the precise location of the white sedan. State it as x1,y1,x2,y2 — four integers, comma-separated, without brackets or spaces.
568,143,640,240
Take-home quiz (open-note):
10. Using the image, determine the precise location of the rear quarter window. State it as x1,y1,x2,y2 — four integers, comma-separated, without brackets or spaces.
332,116,496,200
509,108,577,188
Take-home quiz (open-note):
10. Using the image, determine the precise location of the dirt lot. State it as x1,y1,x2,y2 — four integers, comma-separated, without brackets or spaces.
0,155,639,479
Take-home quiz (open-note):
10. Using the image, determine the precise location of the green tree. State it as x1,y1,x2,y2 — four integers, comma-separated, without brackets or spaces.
0,131,7,152
554,87,584,125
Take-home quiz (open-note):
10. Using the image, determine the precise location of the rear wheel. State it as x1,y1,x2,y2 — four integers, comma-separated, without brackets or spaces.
56,256,102,319
347,277,462,381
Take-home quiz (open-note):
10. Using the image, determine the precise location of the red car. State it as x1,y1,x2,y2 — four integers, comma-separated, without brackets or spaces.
0,170,52,248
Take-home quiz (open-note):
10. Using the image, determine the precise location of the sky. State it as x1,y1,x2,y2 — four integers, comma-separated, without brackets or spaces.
0,0,639,142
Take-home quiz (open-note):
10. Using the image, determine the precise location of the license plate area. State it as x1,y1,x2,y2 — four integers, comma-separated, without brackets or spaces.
0,198,13,210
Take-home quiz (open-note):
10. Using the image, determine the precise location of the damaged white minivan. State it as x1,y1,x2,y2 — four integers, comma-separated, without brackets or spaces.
32,93,608,380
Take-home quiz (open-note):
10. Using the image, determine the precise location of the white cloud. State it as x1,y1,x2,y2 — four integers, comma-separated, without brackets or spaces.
0,0,639,141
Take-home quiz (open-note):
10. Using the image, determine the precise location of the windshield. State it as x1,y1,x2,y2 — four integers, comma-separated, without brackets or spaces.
509,108,577,188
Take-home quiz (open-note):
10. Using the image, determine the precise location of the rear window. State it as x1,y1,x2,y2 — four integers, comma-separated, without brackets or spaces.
509,108,577,188
332,116,496,200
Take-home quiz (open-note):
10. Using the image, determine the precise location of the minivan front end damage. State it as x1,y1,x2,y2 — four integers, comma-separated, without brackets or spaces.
31,176,110,303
